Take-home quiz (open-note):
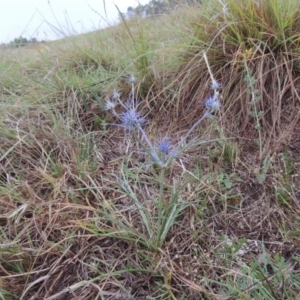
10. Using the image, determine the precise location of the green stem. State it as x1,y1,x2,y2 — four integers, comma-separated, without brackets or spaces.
132,128,162,166
157,166,166,248
244,61,263,160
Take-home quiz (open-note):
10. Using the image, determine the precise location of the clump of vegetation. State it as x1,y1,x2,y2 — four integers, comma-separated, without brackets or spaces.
125,0,200,18
179,0,300,153
0,0,300,299
6,36,41,48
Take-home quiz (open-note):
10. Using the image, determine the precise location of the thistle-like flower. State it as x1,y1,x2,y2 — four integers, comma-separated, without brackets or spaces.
157,138,172,155
128,74,137,83
205,95,221,112
120,108,144,130
210,79,221,90
104,99,117,111
112,89,121,100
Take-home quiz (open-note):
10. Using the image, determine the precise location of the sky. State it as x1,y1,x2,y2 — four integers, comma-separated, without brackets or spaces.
0,0,149,43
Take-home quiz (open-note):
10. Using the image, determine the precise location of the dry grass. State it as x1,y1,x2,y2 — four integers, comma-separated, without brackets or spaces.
1,1,300,299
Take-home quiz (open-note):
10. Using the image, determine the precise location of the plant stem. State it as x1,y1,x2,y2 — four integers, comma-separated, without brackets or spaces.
157,166,166,248
132,127,163,166
203,51,215,82
166,111,209,165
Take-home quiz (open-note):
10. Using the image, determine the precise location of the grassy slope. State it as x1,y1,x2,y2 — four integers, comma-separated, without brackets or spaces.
1,1,300,299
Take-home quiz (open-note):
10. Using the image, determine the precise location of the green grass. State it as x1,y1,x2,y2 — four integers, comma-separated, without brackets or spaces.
1,0,300,299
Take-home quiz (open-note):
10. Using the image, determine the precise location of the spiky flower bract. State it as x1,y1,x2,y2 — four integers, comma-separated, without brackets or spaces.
112,89,121,100
157,138,172,155
205,95,221,112
120,108,144,130
129,74,137,83
210,79,221,90
104,99,117,111
124,96,134,109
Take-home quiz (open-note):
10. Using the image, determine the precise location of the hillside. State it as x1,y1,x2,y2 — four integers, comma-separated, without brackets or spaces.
1,1,300,299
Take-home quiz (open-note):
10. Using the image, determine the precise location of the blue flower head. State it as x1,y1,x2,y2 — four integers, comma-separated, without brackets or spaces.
157,138,172,155
205,95,221,112
121,108,144,130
